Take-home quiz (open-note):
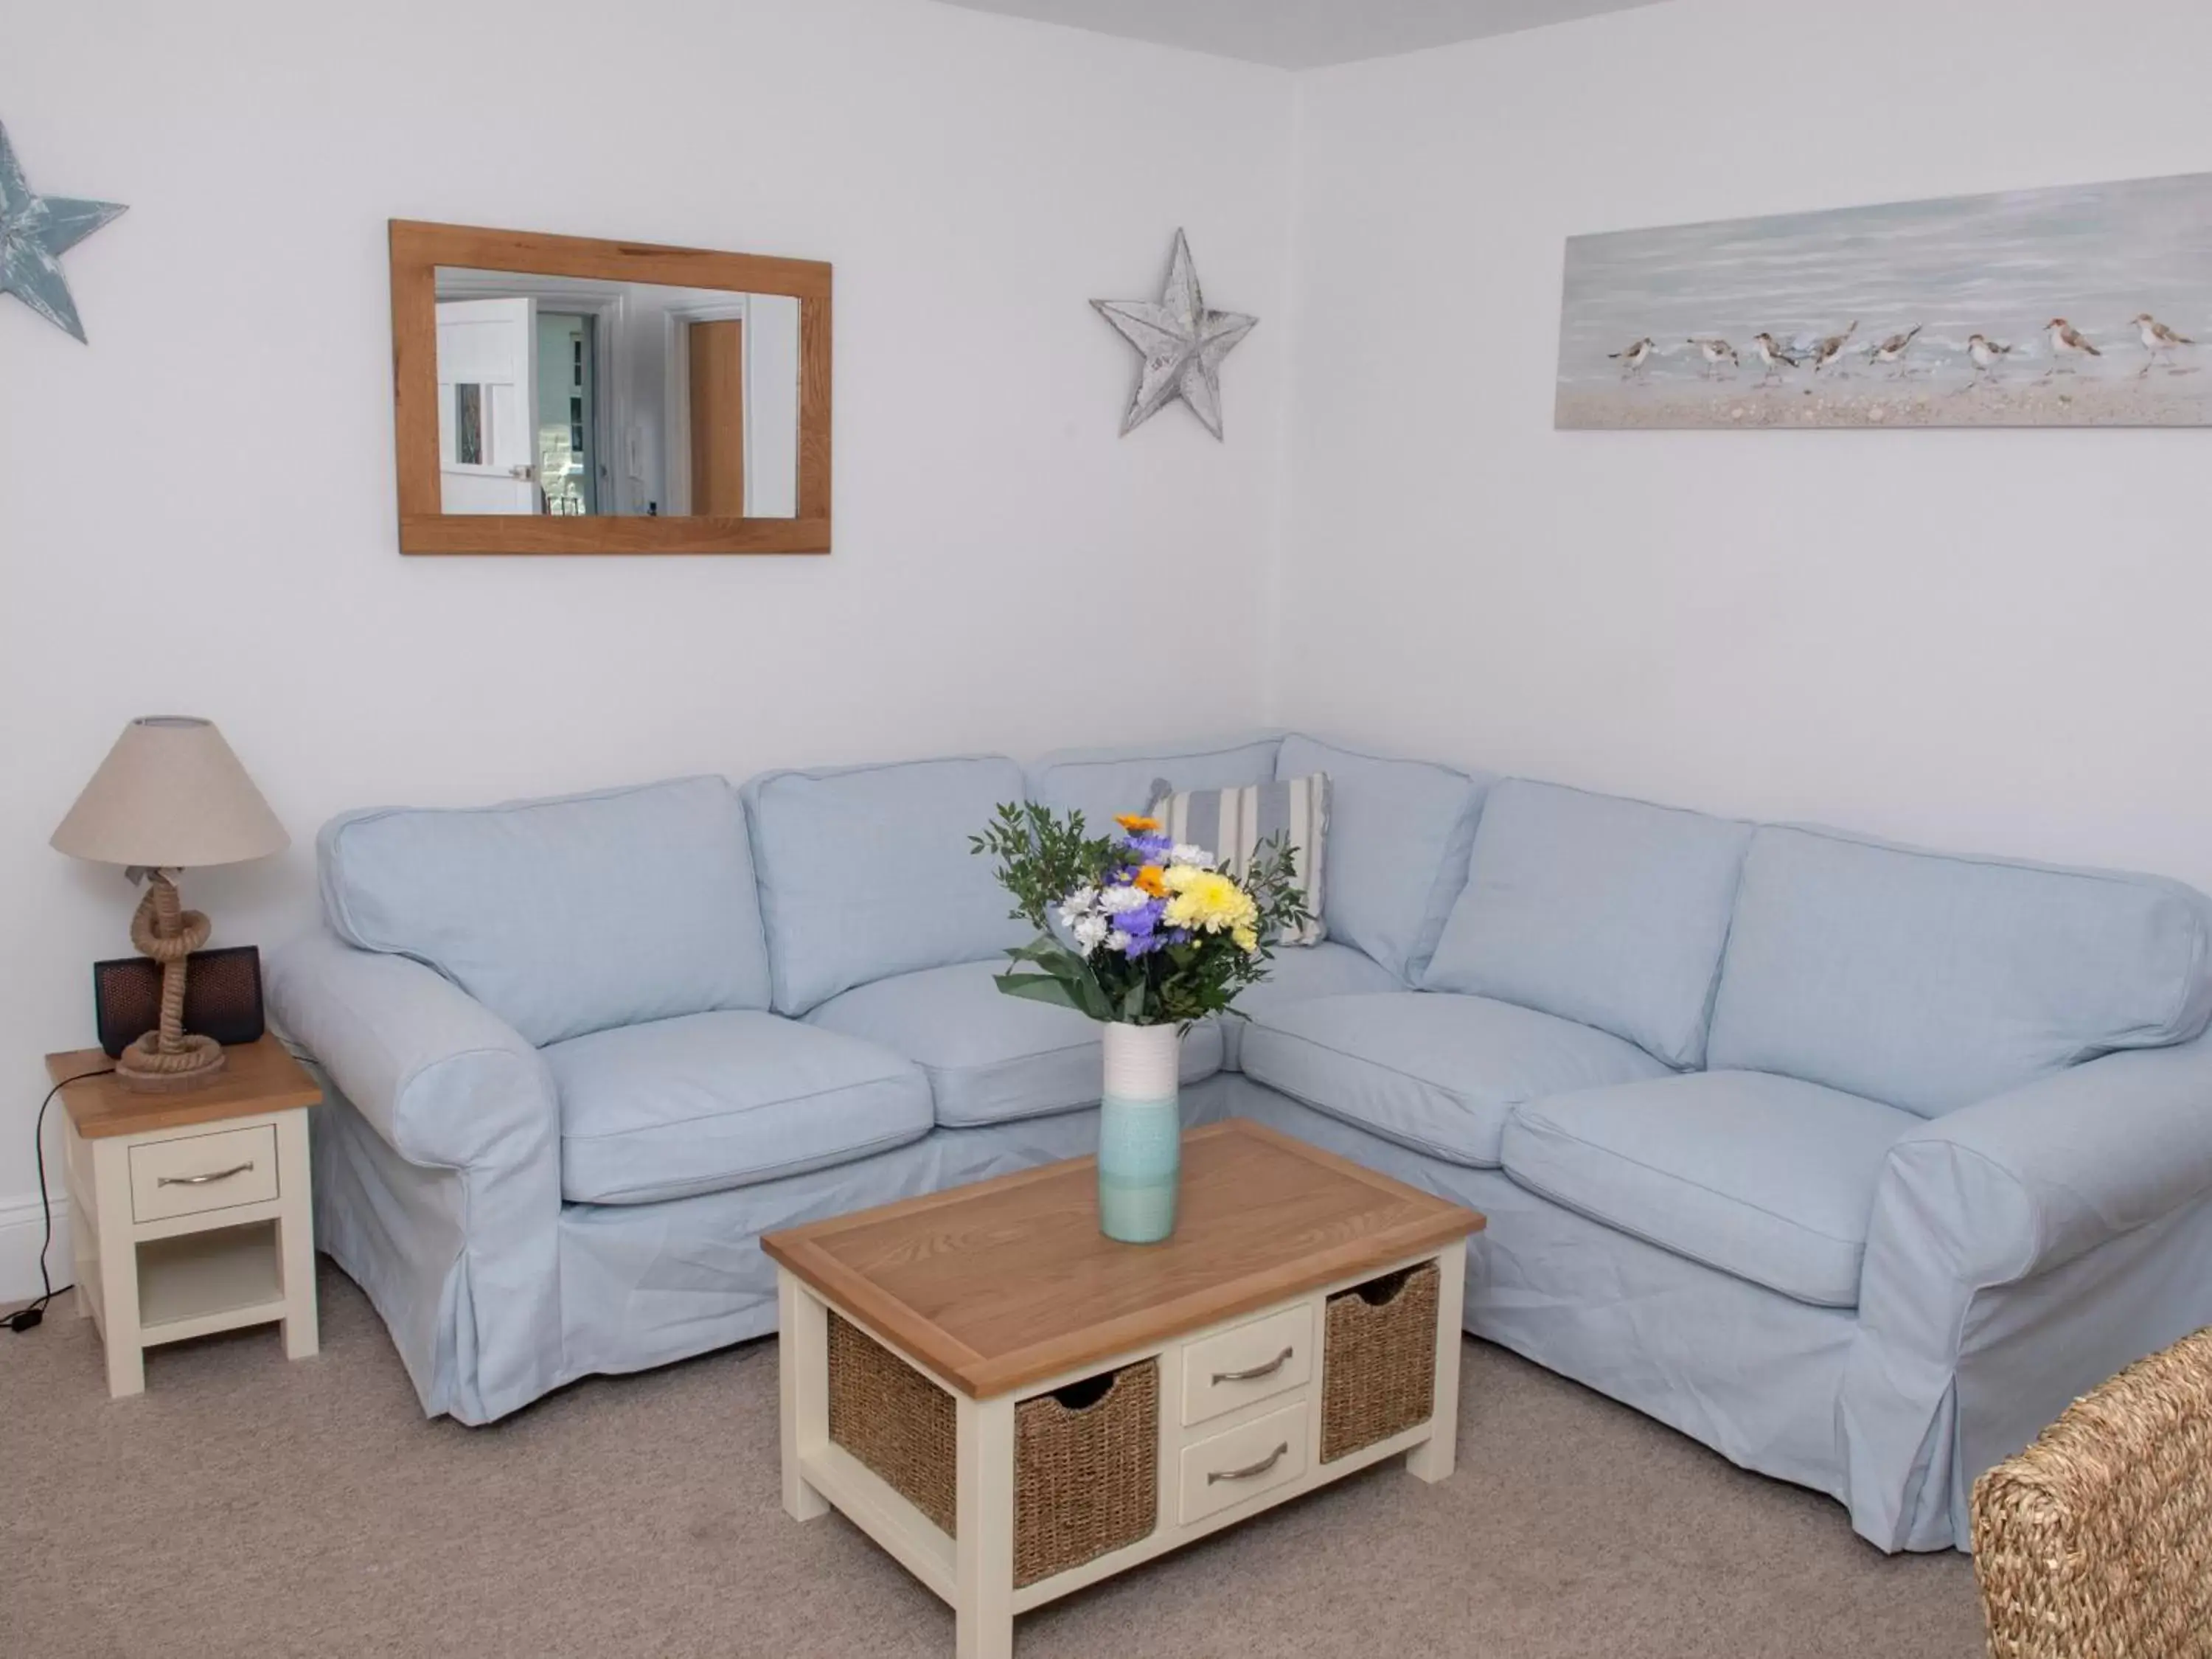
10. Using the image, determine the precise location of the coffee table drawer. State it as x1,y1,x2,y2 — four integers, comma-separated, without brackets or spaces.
1178,1400,1309,1526
1180,1302,1312,1427
129,1124,279,1223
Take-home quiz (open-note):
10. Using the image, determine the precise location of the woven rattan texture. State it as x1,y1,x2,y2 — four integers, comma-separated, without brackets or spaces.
1012,1362,1159,1587
1321,1260,1440,1464
825,1312,1161,1585
827,1312,958,1533
1972,1323,2212,1659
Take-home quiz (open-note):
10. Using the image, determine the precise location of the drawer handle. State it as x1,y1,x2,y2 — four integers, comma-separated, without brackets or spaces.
1208,1441,1290,1485
1211,1346,1295,1386
156,1161,255,1188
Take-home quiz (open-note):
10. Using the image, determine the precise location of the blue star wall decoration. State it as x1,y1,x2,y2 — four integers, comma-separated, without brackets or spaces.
1,120,127,343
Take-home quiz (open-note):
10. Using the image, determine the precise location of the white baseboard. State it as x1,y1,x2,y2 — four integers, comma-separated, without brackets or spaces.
0,1190,74,1305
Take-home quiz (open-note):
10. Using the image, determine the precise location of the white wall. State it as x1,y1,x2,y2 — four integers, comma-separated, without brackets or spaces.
0,0,1293,1292
1276,0,2212,887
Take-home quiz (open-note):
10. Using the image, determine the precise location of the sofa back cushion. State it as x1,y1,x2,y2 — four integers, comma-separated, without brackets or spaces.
1276,734,1492,983
1708,825,2212,1116
743,755,1029,1015
1423,779,1752,1068
1025,734,1281,833
319,776,770,1047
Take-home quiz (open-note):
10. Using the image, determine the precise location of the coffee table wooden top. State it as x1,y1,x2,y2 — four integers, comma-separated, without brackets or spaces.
762,1118,1484,1398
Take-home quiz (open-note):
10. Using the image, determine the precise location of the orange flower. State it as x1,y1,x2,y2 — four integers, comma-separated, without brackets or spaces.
1133,865,1169,897
1115,813,1162,833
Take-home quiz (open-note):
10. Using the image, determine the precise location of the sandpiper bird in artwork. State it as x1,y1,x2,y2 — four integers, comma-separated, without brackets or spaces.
2043,318,2101,375
1811,321,1859,373
1690,337,1739,378
1965,333,2014,384
1610,337,1656,378
2131,313,2197,374
1750,333,1800,383
1868,324,1922,374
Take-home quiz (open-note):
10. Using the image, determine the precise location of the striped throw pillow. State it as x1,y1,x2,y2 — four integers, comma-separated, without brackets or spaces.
1147,773,1330,947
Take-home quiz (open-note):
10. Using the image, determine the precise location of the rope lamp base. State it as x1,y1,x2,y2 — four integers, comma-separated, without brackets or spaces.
114,870,230,1096
116,1030,227,1093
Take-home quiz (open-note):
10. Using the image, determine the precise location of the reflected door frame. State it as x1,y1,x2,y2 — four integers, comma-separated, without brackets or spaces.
433,270,630,515
663,297,751,518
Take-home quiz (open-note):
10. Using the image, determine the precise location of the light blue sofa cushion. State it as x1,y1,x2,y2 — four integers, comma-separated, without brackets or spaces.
1423,779,1753,1068
1218,941,1402,1071
1275,735,1493,983
1240,990,1671,1168
807,960,1223,1127
1501,1071,1918,1308
1025,734,1282,835
742,756,1030,1016
1708,826,2212,1118
546,1009,933,1205
319,776,770,1048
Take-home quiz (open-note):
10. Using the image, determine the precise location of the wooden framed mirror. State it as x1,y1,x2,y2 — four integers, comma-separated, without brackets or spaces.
390,220,830,555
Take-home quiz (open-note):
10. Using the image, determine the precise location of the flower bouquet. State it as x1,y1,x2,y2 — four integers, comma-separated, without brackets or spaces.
972,803,1311,1241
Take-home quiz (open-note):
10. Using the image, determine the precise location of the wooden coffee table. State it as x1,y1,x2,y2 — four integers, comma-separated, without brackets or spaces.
762,1118,1484,1658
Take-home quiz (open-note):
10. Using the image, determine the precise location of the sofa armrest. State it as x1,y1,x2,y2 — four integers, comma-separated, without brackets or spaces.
1841,1033,2212,1551
265,928,565,1423
1874,1032,2212,1284
266,928,557,1174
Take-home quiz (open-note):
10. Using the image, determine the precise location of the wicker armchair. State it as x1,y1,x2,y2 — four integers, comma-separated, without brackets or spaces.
1972,1325,2212,1658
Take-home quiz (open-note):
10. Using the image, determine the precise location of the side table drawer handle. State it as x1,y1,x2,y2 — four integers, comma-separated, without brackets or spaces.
157,1161,255,1187
1207,1442,1290,1485
1211,1346,1295,1385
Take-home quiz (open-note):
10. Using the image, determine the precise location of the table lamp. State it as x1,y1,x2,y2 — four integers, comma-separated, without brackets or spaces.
51,717,288,1092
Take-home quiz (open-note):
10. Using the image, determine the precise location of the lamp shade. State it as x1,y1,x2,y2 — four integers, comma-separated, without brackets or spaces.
51,717,288,869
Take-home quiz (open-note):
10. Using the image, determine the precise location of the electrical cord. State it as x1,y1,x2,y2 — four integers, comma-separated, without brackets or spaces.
7,1065,114,1334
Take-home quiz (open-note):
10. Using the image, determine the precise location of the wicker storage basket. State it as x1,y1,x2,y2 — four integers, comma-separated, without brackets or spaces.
1972,1324,2212,1658
827,1311,959,1531
826,1312,1159,1587
1321,1260,1440,1463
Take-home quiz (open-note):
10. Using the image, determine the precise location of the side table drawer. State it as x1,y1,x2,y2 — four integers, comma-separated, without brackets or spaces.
1180,1302,1313,1426
1178,1399,1309,1526
129,1124,279,1223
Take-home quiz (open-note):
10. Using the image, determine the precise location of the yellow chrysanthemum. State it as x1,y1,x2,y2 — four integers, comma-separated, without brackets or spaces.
1231,924,1259,955
1161,869,1259,936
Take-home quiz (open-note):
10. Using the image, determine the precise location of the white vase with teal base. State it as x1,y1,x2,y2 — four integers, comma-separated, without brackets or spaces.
1097,1021,1182,1244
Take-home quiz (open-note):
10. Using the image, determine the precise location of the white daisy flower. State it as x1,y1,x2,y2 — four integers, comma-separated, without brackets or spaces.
1073,914,1110,950
1169,844,1213,867
1106,928,1133,953
1099,885,1152,915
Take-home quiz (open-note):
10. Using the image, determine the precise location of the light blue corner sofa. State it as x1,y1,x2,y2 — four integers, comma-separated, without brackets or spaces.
265,731,2212,1555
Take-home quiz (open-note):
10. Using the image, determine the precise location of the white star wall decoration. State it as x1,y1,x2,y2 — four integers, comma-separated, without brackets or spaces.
1092,229,1256,440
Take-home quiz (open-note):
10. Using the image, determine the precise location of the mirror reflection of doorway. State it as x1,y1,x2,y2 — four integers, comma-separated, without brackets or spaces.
538,312,597,515
687,319,746,517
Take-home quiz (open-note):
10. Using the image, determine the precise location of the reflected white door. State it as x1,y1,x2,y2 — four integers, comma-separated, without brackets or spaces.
436,297,539,513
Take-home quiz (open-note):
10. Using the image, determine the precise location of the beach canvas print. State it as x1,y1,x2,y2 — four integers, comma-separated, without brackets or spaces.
1556,170,2212,429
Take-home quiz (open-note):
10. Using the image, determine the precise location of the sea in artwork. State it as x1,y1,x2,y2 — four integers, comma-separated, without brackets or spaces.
1556,170,2212,428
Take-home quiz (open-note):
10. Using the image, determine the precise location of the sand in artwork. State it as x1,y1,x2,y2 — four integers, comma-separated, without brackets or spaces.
1557,171,2212,430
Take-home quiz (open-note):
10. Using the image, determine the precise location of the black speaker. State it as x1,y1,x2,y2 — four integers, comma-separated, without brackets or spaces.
92,945,265,1059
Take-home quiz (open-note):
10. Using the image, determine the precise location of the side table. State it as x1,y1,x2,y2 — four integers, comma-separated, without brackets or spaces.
44,1036,321,1398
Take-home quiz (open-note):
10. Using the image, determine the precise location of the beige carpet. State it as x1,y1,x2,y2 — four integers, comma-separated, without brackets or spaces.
3,1262,1985,1658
